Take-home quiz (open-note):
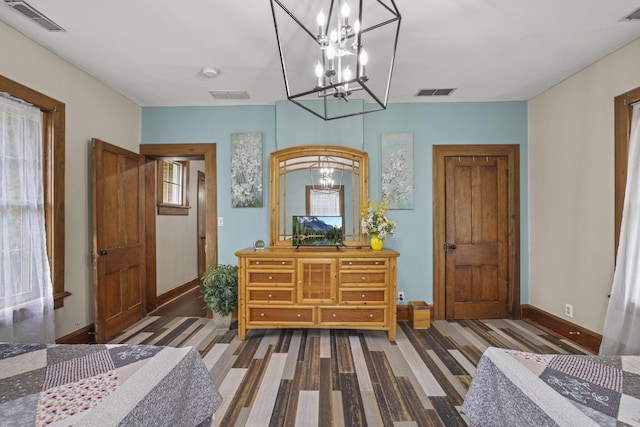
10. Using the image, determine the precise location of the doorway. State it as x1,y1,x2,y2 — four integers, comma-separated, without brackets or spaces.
432,145,520,320
198,170,207,278
140,144,218,312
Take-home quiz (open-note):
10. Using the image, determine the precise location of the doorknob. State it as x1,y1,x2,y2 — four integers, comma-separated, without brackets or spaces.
99,249,108,255
444,242,457,252
200,236,206,240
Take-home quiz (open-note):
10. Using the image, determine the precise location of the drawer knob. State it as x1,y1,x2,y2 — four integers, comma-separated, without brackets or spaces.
268,276,273,280
297,313,302,318
268,294,272,298
282,261,286,265
362,276,366,281
375,261,379,265
349,261,353,265
361,294,366,299
332,313,337,318
256,261,260,265
369,313,374,318
260,312,265,317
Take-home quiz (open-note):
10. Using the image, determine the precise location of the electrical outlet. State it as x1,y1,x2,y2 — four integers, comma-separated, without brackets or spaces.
397,291,405,302
565,304,574,318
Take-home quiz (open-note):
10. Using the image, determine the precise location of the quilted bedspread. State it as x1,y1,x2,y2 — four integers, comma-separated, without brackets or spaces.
0,342,222,426
461,347,640,426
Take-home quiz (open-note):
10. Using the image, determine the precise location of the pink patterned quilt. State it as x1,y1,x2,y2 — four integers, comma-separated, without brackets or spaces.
0,343,222,426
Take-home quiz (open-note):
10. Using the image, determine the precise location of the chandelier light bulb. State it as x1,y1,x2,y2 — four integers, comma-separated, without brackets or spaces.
317,9,325,27
341,3,350,18
343,65,352,91
315,61,324,87
341,3,351,36
327,44,336,60
353,19,360,34
330,29,338,43
343,65,352,81
359,48,368,78
360,49,368,66
317,9,325,35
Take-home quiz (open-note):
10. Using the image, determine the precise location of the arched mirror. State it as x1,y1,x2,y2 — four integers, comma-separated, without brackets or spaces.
270,145,369,247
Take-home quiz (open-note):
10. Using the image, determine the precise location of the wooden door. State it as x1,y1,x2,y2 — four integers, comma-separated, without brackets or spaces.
444,156,508,319
92,139,145,342
197,170,206,278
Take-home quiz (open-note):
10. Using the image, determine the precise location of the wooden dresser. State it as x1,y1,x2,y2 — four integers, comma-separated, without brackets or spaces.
235,247,400,340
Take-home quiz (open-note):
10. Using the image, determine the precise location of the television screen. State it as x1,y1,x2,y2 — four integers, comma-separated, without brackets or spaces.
292,216,343,246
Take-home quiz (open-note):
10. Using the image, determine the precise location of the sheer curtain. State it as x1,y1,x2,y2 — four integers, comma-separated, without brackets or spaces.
600,103,640,355
0,95,55,343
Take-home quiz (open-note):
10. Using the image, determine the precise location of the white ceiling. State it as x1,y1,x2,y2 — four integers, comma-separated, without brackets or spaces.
1,0,640,107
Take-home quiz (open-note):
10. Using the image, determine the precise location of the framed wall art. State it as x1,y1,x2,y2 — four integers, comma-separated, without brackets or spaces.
231,132,263,208
381,132,414,209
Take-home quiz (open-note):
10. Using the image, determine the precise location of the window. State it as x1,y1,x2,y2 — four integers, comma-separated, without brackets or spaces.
0,75,67,309
614,86,640,254
157,159,190,215
306,185,344,216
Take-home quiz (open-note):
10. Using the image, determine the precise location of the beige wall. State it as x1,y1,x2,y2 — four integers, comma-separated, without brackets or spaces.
0,21,141,339
529,37,640,333
156,160,204,294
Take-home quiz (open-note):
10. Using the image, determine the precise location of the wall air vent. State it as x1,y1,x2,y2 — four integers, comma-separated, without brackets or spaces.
417,88,456,96
209,90,250,100
4,0,65,31
624,6,640,20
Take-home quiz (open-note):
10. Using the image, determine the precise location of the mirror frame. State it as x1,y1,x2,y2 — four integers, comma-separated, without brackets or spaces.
270,145,369,247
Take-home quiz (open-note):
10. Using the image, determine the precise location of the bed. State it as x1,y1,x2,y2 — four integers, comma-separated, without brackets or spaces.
461,347,640,426
0,342,222,426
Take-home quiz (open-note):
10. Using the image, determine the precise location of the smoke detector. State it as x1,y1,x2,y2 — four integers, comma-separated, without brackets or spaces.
201,67,221,78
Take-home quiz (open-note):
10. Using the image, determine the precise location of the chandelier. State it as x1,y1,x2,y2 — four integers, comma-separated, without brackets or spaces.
270,0,401,120
310,156,343,193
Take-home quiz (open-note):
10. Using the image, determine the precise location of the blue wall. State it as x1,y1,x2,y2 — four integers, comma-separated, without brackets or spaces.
142,101,528,304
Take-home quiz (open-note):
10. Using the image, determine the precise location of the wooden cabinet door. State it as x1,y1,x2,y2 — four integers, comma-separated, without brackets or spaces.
297,259,336,304
444,156,508,319
92,139,145,342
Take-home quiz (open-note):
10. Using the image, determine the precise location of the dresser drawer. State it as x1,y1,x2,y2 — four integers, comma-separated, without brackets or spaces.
248,288,294,303
248,307,314,323
340,258,387,269
339,271,388,286
248,258,294,268
248,271,294,286
340,289,387,304
319,307,386,324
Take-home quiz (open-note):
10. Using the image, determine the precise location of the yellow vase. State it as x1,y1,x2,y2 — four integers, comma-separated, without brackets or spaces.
370,235,385,251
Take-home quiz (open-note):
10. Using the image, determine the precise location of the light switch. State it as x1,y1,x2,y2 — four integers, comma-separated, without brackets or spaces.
218,217,224,226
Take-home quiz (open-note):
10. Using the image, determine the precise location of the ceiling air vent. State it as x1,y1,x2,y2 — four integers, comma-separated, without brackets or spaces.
209,90,250,100
4,0,65,31
417,88,456,96
624,6,640,20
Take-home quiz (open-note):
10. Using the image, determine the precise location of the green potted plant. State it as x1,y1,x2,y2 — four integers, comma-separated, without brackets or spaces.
201,264,238,329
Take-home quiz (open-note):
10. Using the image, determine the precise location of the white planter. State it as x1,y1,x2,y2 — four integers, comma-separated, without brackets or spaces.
212,312,231,330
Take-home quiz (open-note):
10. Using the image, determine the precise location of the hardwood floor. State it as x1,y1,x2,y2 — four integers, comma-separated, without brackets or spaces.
111,292,588,426
149,287,207,318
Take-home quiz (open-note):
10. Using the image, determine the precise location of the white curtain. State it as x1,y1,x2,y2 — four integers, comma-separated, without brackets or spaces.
600,103,640,355
0,95,55,343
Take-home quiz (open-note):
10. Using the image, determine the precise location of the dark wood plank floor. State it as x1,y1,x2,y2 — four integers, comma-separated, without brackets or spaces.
112,293,588,426
149,287,208,318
